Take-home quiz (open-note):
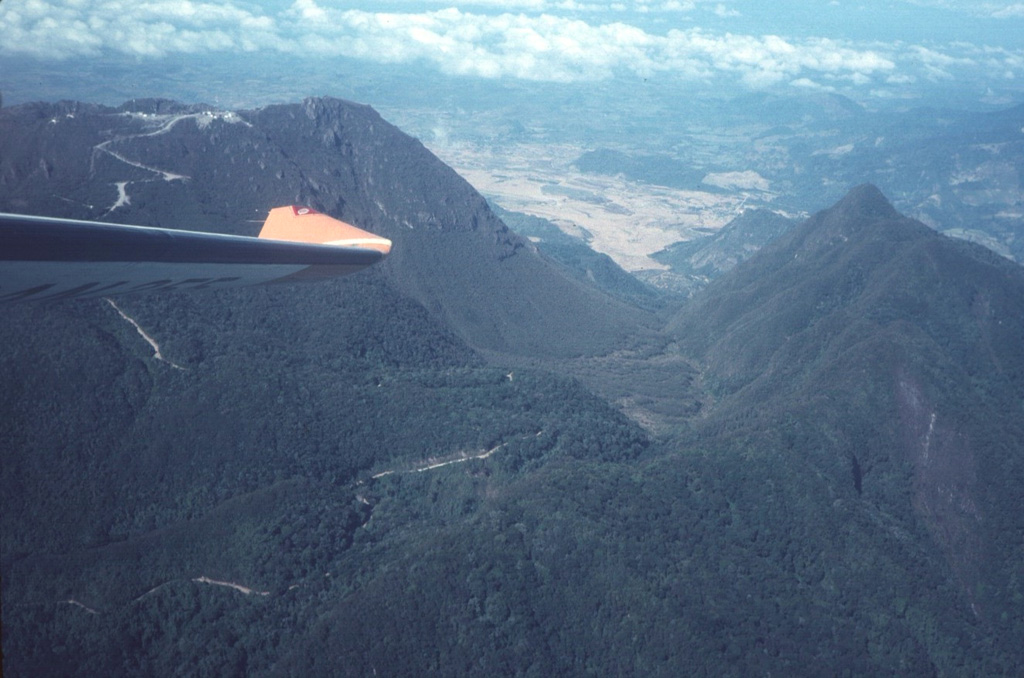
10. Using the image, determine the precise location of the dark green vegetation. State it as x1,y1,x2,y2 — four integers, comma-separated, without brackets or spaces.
652,208,798,294
493,205,664,309
3,99,1024,676
669,187,1024,657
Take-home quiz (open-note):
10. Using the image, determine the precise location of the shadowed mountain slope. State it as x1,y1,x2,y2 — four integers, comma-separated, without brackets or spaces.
0,97,650,358
670,184,1024,644
3,97,1024,675
653,208,797,282
0,97,656,675
494,205,665,309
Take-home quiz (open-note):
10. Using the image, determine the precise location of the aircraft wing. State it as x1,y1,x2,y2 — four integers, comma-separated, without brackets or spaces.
0,206,391,302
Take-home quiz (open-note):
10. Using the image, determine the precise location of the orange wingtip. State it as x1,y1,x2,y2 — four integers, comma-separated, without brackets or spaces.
258,206,392,255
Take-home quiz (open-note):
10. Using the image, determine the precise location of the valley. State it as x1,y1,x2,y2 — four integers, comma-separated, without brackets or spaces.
2,97,1023,677
396,96,1024,272
2,0,1023,671
426,139,770,272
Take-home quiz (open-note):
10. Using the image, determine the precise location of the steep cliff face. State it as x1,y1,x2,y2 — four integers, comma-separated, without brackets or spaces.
895,371,984,614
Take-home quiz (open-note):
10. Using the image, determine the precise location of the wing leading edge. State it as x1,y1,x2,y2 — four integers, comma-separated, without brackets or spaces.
0,206,391,302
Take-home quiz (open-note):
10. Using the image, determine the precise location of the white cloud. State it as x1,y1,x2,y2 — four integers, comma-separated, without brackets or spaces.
0,0,1019,98
905,44,982,82
901,0,1024,17
886,73,917,84
0,0,284,58
790,77,835,92
362,0,706,11
712,4,741,17
991,3,1024,17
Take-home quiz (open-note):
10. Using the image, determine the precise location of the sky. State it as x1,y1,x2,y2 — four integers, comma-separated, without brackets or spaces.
1,0,1022,108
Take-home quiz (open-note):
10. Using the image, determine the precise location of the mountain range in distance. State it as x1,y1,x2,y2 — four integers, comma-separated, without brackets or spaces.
1,97,1023,676
419,93,1023,276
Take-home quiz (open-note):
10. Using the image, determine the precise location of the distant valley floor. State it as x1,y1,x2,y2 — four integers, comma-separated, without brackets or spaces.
426,140,789,273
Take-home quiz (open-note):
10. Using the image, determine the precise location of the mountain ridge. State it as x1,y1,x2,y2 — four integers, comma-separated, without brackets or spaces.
0,96,652,358
670,183,1024,633
3,96,1024,675
650,207,798,293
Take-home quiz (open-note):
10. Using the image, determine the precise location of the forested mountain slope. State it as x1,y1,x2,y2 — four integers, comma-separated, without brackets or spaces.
0,97,654,675
652,207,798,291
2,95,1023,676
0,97,650,357
670,184,1024,652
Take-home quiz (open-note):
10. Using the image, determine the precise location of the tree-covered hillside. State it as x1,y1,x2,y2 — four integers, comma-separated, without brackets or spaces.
0,97,652,358
1,272,653,676
2,99,1023,675
670,185,1024,661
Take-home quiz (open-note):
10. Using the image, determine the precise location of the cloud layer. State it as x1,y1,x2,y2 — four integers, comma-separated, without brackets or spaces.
2,0,1021,98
